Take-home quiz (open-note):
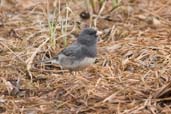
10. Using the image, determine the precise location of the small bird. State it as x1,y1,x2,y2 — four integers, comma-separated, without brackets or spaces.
40,28,101,71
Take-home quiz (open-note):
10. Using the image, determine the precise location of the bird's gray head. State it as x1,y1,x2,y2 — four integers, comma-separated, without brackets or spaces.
77,28,98,46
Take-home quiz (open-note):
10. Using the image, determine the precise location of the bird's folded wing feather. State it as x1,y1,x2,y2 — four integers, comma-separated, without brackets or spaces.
56,43,83,59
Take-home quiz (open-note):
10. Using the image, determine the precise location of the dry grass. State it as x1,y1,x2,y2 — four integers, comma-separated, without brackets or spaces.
0,0,171,113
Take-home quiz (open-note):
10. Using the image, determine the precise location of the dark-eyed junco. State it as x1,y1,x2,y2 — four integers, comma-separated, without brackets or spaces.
40,28,101,71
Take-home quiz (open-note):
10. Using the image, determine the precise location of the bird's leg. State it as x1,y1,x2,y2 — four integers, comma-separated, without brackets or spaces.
68,70,90,83
69,71,81,82
77,71,82,76
69,70,74,76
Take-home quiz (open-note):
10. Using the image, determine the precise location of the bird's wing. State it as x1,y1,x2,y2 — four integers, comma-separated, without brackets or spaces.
56,43,83,59
38,43,82,65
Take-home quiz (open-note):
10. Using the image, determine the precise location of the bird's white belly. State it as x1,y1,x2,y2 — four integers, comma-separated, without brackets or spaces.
79,57,96,67
70,57,96,70
59,54,96,70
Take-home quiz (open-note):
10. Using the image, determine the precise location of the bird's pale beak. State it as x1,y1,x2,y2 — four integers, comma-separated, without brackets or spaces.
96,31,103,36
96,31,102,42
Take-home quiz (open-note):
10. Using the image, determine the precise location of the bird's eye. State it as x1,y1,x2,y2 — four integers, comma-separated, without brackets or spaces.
89,31,97,35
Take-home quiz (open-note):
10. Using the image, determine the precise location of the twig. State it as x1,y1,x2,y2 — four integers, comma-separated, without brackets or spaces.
0,38,26,64
94,1,106,28
26,37,49,81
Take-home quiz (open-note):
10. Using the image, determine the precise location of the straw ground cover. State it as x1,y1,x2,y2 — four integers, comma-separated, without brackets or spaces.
0,0,171,113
